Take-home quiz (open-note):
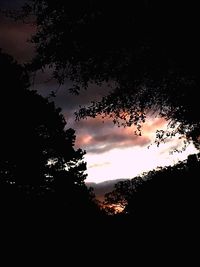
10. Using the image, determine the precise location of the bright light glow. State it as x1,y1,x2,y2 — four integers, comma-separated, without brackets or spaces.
85,142,197,183
84,132,198,183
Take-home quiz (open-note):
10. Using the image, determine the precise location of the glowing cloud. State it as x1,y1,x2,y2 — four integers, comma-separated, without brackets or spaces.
82,117,198,182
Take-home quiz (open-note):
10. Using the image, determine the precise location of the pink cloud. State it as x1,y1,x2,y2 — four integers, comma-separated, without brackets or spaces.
75,116,165,153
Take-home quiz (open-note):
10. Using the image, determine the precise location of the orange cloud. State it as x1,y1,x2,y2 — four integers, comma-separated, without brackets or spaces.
75,116,167,154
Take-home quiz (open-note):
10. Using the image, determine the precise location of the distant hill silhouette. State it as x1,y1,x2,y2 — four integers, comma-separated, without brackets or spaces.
86,179,127,201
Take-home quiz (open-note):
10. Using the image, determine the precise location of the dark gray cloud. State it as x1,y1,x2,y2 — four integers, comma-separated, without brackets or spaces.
0,0,26,9
30,65,111,117
0,16,35,62
86,136,150,154
36,77,111,112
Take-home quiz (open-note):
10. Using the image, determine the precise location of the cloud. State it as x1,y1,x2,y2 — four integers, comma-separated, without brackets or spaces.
75,116,152,154
34,71,112,124
88,162,111,169
0,0,26,9
0,16,35,62
74,115,170,154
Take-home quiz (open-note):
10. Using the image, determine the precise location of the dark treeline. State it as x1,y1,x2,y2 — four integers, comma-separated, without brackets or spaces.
105,154,200,224
0,50,102,228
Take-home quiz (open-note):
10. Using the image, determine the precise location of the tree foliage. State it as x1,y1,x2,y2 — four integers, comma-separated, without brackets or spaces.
17,0,200,147
0,50,96,214
105,154,200,221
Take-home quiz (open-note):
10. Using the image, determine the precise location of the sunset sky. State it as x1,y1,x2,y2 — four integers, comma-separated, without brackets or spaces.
0,1,198,183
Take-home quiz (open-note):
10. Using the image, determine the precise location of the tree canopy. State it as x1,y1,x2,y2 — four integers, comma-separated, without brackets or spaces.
0,50,96,215
105,154,200,222
16,1,200,147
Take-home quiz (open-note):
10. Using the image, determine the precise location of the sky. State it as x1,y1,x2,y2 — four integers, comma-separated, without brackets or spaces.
0,1,198,183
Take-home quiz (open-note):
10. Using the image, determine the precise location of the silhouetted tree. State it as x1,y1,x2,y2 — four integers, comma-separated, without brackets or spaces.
0,50,98,216
16,1,200,147
105,154,200,225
